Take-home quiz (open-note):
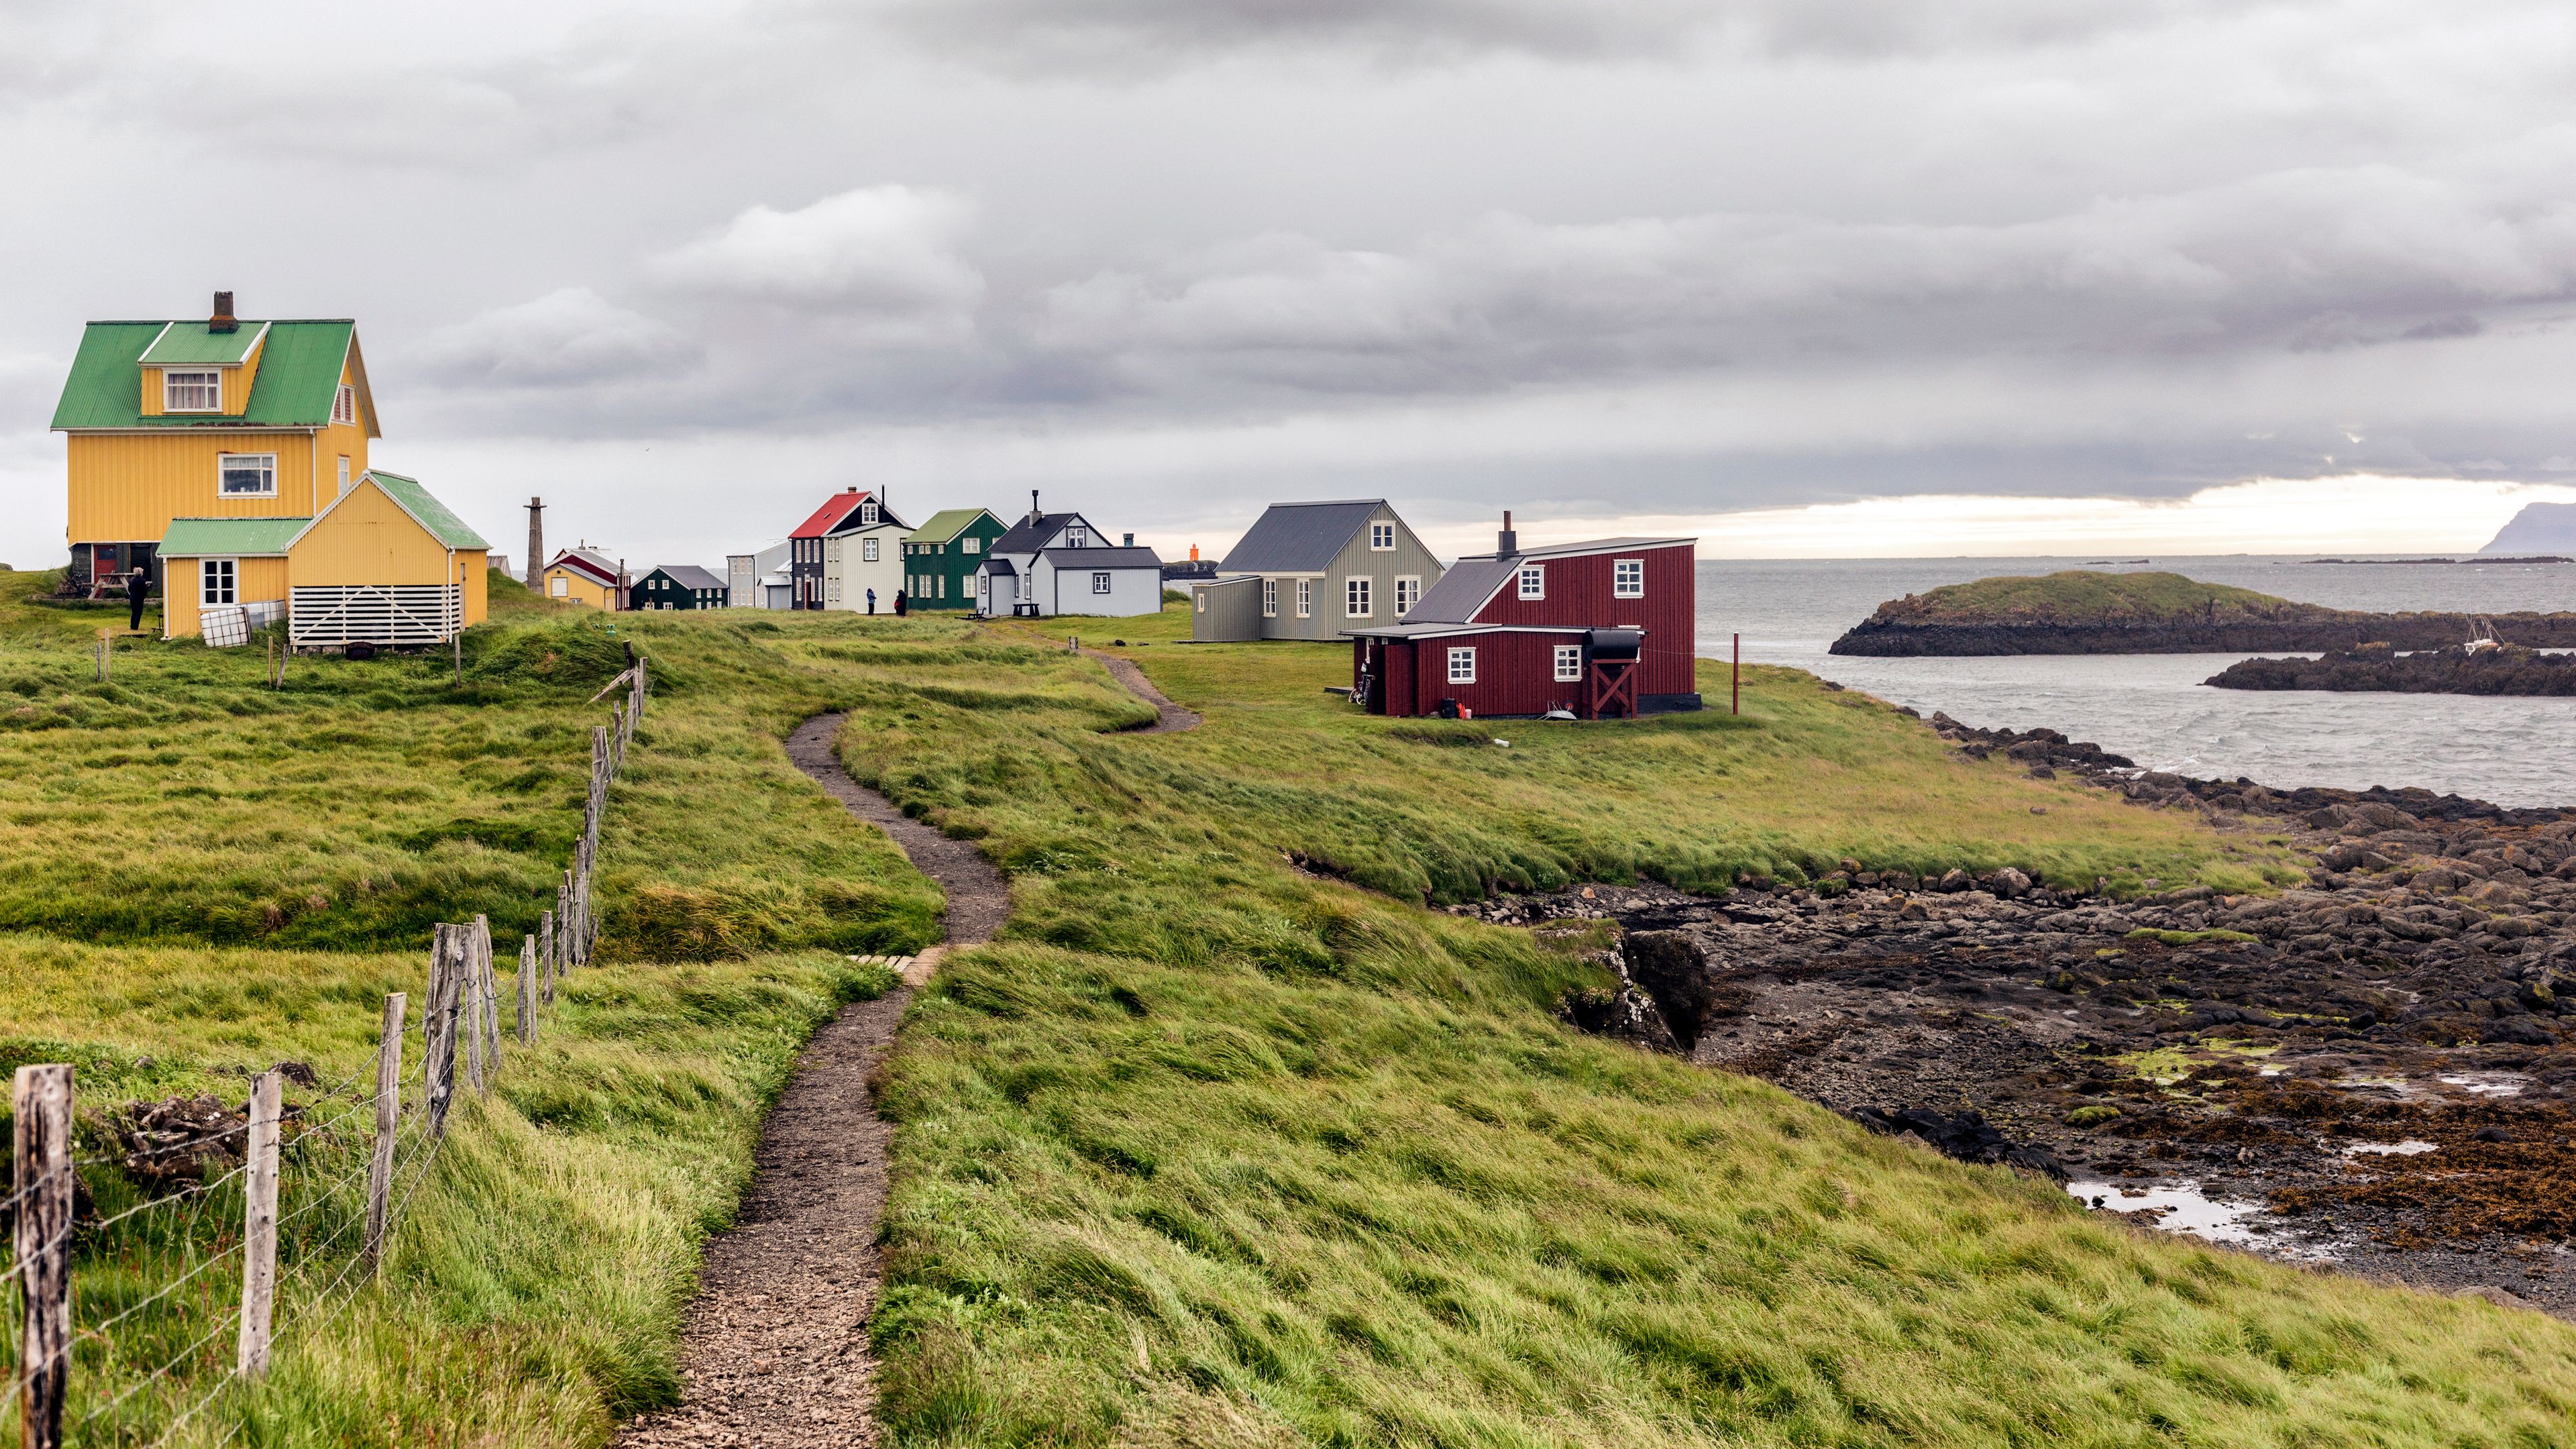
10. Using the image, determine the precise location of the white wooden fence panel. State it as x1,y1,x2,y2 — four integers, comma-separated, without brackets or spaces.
289,585,461,646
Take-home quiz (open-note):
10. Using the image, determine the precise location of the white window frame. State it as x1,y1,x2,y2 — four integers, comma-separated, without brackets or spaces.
1262,578,1277,617
1195,588,1207,613
861,500,879,525
332,384,357,426
1394,576,1421,615
217,453,278,498
963,537,980,554
1295,578,1311,619
1447,647,1476,685
1092,571,1113,594
337,455,352,494
1518,564,1544,600
1066,526,1089,548
1370,521,1395,551
1614,558,1644,598
1346,576,1371,619
863,537,880,563
164,370,221,413
200,557,237,606
1555,644,1583,682
550,576,568,597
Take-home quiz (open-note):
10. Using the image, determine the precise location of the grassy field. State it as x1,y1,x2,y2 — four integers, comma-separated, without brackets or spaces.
8,583,2575,1446
839,607,2576,1448
0,570,938,1444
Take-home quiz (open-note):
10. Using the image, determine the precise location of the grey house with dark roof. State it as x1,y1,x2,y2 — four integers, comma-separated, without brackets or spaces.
1189,500,1444,642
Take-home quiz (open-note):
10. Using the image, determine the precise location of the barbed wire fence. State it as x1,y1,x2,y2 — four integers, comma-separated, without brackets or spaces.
3,655,648,1447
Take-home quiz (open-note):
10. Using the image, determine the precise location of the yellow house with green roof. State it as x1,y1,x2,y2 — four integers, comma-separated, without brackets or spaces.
50,292,378,596
53,293,490,644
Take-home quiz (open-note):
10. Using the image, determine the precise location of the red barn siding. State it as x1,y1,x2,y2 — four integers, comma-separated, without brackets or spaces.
1468,543,1696,696
1383,631,1575,717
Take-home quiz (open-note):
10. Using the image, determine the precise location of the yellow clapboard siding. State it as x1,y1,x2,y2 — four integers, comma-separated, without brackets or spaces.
158,555,288,640
542,567,617,609
292,482,455,587
66,431,323,543
319,357,370,492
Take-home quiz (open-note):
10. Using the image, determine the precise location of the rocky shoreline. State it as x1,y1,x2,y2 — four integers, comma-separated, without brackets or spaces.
2208,643,2576,696
1830,611,2576,657
1479,710,2576,1316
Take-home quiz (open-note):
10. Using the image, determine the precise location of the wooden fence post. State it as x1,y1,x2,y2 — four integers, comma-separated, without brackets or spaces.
15,1064,72,1449
364,993,405,1277
462,920,486,1094
517,936,536,1044
539,910,557,1003
474,915,498,1083
425,926,460,1136
237,1069,282,1378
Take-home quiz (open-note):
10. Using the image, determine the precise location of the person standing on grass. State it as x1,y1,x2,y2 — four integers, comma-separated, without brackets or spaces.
866,587,877,614
894,589,908,617
124,566,148,633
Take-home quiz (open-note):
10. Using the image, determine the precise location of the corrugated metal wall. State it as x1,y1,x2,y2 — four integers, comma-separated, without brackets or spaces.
66,431,321,543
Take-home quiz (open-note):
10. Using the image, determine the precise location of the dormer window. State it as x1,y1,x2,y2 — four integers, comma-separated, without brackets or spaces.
333,385,356,425
1066,526,1089,548
166,370,220,412
861,500,879,525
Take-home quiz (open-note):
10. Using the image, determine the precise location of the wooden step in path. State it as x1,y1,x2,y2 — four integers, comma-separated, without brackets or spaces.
618,716,1008,1448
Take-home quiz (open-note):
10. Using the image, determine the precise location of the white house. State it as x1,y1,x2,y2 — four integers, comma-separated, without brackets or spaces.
1031,546,1166,616
976,492,1115,616
823,498,910,614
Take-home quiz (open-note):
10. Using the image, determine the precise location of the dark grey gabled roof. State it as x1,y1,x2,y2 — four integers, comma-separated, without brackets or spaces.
1040,547,1163,568
654,564,727,592
991,510,1095,555
979,557,1018,576
1401,556,1516,624
1220,499,1385,573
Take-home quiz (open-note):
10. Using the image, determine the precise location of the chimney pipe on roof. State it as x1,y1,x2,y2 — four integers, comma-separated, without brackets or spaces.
1030,489,1040,525
1123,533,1134,547
209,291,237,334
1497,510,1517,555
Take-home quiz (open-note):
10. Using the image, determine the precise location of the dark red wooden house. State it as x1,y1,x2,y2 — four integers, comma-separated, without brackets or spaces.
1347,517,1700,718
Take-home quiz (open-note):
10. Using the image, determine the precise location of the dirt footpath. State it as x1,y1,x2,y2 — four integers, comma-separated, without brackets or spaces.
617,715,1008,1447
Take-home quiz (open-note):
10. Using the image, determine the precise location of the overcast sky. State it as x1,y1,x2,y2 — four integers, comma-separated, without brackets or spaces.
6,0,2575,564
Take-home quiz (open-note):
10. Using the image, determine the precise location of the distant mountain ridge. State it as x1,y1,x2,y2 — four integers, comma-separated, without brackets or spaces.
2482,501,2576,554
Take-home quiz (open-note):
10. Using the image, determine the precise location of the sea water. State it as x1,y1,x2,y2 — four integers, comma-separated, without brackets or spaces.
1695,555,2576,809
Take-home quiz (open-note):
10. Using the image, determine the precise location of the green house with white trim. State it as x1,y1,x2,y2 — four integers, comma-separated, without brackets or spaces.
901,508,1007,610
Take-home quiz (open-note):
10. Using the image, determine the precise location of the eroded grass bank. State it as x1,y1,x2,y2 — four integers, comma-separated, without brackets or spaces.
841,614,2576,1447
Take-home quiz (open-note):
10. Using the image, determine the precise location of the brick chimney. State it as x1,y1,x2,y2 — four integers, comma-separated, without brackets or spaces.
209,291,237,333
1497,510,1517,555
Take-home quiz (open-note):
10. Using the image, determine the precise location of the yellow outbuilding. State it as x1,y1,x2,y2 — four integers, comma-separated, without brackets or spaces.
157,472,490,645
540,547,625,609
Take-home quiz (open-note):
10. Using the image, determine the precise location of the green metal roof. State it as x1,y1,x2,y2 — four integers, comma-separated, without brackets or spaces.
138,321,267,366
361,472,489,550
908,507,1001,545
52,319,357,431
160,517,311,556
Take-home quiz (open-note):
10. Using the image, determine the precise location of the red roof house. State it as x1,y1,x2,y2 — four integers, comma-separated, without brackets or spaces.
1346,515,1699,718
786,488,883,610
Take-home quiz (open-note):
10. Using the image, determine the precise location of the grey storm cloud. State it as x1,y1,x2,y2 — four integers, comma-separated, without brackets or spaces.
5,0,2576,565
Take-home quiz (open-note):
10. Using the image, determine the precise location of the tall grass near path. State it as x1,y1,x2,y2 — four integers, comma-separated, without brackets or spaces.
0,583,951,1441
842,606,2576,1448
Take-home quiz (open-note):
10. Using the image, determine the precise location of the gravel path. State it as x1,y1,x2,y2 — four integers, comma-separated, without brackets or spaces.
1082,649,1200,733
617,715,1008,1447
